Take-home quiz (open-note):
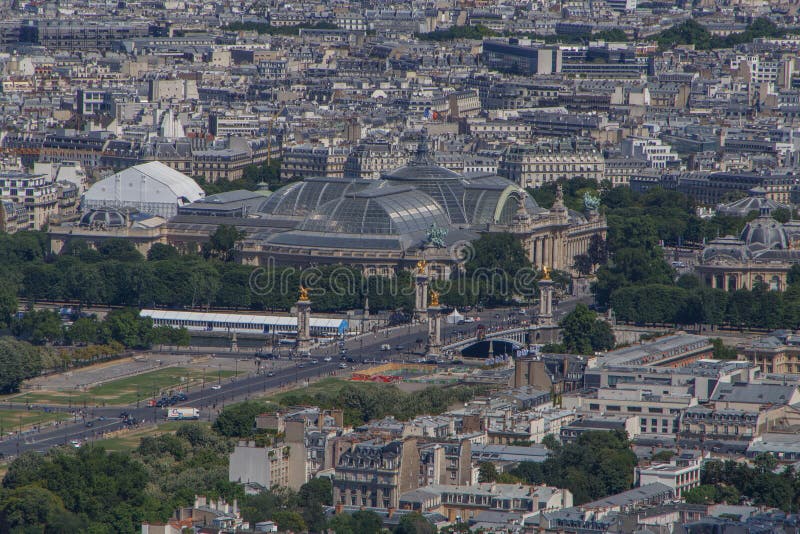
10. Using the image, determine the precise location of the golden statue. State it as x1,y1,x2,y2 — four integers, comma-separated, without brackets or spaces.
416,260,427,274
298,285,309,302
430,289,440,307
542,266,551,281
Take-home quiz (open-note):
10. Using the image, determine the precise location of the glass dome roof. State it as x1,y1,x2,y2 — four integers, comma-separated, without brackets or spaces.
381,137,461,182
298,184,450,236
462,175,542,225
740,214,789,251
79,208,127,228
257,177,371,218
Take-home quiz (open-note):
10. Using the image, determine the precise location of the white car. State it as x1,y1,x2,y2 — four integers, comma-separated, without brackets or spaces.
311,359,318,364
323,356,332,362
339,363,348,369
70,439,81,448
211,385,222,390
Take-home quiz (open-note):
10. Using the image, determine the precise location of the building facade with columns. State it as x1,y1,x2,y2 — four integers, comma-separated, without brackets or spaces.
235,139,607,278
697,208,800,292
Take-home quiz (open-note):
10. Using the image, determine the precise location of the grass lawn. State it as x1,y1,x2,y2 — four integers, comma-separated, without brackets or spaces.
268,377,377,404
12,368,238,407
0,409,69,433
93,421,211,453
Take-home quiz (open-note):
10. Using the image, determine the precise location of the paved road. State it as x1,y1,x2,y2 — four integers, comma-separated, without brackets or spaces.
0,296,589,459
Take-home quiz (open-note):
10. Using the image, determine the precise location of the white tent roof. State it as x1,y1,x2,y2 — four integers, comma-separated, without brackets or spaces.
84,161,204,206
140,309,346,329
445,309,465,324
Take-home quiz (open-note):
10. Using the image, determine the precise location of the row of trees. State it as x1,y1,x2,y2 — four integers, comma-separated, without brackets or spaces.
0,230,403,313
213,382,490,436
480,431,638,505
608,277,800,329
11,308,189,350
534,176,783,329
0,422,437,533
655,18,783,50
416,24,498,41
683,455,800,513
2,228,547,320
195,159,284,196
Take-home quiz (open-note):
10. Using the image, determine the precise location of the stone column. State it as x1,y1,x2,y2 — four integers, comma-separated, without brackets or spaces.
542,237,549,267
426,304,442,359
537,278,555,326
414,271,429,323
296,297,312,355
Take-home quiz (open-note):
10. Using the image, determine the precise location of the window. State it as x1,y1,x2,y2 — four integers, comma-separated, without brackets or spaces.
607,405,621,412
627,406,642,413
648,408,663,414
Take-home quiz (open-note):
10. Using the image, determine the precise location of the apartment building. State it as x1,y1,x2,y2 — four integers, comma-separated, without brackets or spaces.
281,145,348,180
604,157,648,187
333,437,420,509
741,332,800,374
343,141,408,179
562,384,697,438
498,142,605,188
228,441,298,490
418,439,472,487
620,136,680,169
399,483,573,522
635,453,703,498
0,170,60,230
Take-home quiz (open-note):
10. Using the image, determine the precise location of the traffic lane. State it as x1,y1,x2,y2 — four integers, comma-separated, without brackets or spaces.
2,361,346,457
0,416,127,457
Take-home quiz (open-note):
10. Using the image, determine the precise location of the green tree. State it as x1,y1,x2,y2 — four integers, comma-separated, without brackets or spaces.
11,310,64,345
102,308,154,349
0,284,18,328
541,434,561,451
509,430,636,505
273,510,307,532
415,24,497,41
559,304,614,354
213,401,268,437
683,484,717,504
574,254,593,276
651,450,674,462
203,225,246,262
0,337,42,393
97,238,145,262
788,264,800,286
147,243,180,261
394,512,437,534
240,487,298,526
465,233,532,305
0,484,84,532
66,317,101,345
711,338,737,360
587,234,608,266
299,477,333,506
772,207,791,223
478,462,498,483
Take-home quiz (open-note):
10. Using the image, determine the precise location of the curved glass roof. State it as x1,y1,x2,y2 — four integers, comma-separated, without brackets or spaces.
463,175,543,225
381,136,461,182
298,184,450,236
257,177,371,218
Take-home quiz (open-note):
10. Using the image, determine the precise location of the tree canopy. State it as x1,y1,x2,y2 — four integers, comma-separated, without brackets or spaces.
508,430,637,504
